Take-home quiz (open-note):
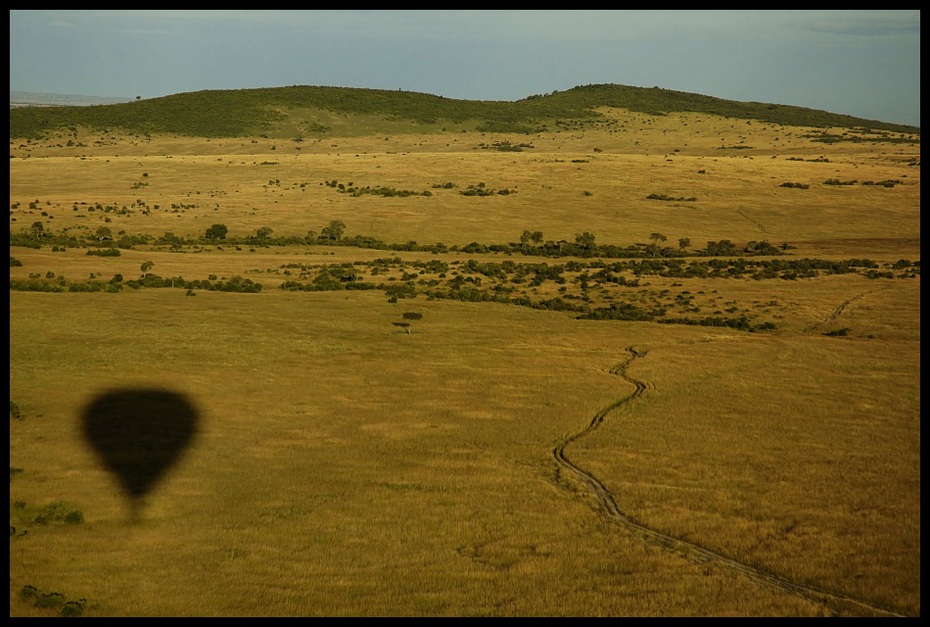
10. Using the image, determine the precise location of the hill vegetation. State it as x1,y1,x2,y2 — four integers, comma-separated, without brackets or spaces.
9,83,920,139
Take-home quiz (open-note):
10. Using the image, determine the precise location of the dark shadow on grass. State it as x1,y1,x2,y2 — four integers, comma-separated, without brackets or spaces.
81,388,199,523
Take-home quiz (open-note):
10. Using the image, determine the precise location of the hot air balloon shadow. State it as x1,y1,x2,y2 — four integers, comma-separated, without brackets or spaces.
82,388,199,523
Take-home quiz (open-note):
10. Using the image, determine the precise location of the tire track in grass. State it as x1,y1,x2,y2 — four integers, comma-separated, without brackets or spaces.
804,289,876,333
552,345,904,617
736,206,767,234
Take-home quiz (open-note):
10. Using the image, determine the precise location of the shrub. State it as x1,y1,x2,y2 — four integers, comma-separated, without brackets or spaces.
34,592,66,609
385,283,417,300
60,600,85,617
64,510,85,524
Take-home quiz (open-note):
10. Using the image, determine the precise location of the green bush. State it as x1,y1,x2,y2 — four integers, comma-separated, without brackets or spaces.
60,600,86,617
34,592,66,609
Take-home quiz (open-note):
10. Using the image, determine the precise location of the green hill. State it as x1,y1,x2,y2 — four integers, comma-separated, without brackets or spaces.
9,83,920,139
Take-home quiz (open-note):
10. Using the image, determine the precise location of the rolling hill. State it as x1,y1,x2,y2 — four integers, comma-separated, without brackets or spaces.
9,83,920,139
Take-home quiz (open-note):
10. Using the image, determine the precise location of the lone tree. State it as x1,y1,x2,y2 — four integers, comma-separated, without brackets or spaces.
205,224,228,241
393,312,423,335
140,260,154,278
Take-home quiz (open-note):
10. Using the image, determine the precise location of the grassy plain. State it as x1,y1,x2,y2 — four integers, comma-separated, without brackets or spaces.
9,107,920,616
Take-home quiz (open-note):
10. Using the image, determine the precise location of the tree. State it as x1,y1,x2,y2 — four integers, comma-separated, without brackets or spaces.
530,231,544,245
575,231,596,250
254,226,273,240
140,260,154,278
96,226,113,241
678,237,691,250
31,221,45,239
205,224,228,240
320,220,346,240
648,232,668,257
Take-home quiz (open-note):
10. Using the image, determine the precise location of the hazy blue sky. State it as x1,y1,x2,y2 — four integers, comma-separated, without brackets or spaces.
9,10,921,126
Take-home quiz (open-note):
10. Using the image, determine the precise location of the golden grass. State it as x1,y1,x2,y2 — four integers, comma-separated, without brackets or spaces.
10,110,920,248
9,109,920,616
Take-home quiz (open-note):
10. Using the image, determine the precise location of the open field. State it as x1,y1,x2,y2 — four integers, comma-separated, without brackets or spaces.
9,104,920,616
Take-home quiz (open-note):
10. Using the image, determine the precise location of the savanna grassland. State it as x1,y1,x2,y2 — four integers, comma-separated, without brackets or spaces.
9,86,920,616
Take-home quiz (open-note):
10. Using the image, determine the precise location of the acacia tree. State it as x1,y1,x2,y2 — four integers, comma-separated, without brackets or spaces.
649,232,668,257
205,224,228,241
575,231,596,250
393,312,423,334
320,220,346,240
253,226,273,240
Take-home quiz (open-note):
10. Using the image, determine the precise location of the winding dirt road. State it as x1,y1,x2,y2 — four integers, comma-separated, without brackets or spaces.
552,346,904,617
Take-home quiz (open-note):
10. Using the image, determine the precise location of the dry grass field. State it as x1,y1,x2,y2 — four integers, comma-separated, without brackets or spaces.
9,106,920,616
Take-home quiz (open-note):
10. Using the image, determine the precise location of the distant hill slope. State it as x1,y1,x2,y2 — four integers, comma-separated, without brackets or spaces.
8,83,920,139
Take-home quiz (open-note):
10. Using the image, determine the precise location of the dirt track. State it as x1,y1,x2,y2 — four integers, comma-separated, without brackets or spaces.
804,289,876,333
551,346,904,617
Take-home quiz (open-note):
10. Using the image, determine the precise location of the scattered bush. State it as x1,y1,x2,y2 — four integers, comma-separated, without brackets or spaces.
31,502,85,526
18,585,85,616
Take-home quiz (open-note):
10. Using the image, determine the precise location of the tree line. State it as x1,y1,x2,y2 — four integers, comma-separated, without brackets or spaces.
10,220,793,261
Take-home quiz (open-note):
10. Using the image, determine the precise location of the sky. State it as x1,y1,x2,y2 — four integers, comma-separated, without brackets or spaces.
9,10,921,127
